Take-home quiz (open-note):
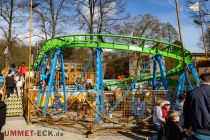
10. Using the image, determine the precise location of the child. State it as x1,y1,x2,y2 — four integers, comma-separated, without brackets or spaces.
165,110,188,140
153,100,165,140
15,74,24,98
162,100,171,125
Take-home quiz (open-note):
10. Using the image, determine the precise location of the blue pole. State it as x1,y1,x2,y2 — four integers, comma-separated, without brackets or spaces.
95,48,104,123
99,50,105,114
177,72,184,97
74,54,95,89
36,53,47,107
60,50,67,112
49,52,53,66
109,58,154,115
188,64,200,85
42,49,60,117
154,54,170,101
67,54,95,102
152,60,157,90
155,54,169,90
186,70,193,90
181,74,185,91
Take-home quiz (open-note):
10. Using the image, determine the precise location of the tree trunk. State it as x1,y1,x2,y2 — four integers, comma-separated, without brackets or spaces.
49,0,55,38
8,0,14,50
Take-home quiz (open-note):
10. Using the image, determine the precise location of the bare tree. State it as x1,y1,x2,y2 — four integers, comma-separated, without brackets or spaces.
0,0,18,50
19,0,72,40
204,28,210,52
114,14,178,75
132,14,162,39
114,14,162,75
71,0,127,71
161,22,178,43
71,0,126,34
0,0,27,66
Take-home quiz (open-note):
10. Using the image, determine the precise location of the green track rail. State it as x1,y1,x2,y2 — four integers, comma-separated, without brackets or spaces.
33,34,192,86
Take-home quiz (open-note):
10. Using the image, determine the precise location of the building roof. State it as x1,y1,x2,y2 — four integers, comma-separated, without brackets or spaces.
192,53,210,56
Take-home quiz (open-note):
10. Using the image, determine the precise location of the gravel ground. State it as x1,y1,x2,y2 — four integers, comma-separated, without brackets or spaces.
0,117,150,140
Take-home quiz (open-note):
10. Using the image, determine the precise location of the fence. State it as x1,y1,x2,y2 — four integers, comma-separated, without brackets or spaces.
24,84,180,134
28,71,96,88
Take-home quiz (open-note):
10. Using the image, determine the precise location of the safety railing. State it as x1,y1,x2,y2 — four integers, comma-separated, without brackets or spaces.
27,71,96,88
24,87,181,135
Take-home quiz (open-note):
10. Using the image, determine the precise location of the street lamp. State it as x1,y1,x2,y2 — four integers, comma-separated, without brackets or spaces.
28,0,39,122
28,1,39,84
190,0,208,59
198,2,207,59
27,0,33,123
29,0,33,69
29,1,39,69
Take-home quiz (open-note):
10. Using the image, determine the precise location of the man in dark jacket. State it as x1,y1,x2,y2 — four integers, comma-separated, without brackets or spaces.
5,70,16,99
183,73,210,140
0,94,6,131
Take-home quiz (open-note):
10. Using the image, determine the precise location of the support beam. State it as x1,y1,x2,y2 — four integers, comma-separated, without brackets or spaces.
177,64,200,95
42,49,60,117
109,58,154,115
152,60,157,90
155,55,169,90
152,54,169,91
186,72,193,90
60,50,67,112
49,52,53,66
95,48,104,123
188,64,200,85
74,54,95,89
181,73,185,91
177,73,184,97
36,54,47,107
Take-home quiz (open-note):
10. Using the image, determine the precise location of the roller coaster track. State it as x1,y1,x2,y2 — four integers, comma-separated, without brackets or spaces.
33,34,192,86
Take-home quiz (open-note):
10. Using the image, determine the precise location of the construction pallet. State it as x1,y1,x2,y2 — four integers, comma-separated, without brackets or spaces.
5,94,23,117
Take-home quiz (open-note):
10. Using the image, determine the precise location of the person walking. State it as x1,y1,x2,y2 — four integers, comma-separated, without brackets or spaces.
0,94,6,131
153,100,165,140
15,74,24,98
183,73,210,140
18,62,27,76
5,70,16,99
